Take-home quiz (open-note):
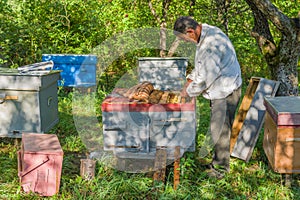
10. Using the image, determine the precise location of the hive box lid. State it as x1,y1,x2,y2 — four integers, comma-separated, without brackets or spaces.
42,54,97,65
138,57,188,61
264,96,300,126
0,68,60,91
22,133,63,155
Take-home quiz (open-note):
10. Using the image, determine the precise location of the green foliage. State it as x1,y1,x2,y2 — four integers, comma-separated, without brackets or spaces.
273,0,300,17
1,0,107,67
1,0,300,199
0,0,277,82
0,0,286,83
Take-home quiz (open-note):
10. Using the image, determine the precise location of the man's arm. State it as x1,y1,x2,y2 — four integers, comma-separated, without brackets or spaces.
180,78,193,97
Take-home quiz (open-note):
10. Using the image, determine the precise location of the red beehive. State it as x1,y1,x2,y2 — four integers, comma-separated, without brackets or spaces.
17,133,63,196
102,89,196,159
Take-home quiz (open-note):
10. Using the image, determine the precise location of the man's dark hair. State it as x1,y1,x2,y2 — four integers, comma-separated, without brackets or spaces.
173,16,199,35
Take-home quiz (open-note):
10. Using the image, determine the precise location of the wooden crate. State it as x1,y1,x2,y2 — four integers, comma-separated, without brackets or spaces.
18,133,63,196
263,96,300,173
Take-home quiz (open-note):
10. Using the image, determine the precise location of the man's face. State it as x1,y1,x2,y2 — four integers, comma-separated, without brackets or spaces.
177,28,199,44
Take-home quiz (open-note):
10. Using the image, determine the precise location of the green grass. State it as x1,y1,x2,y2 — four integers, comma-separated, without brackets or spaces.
0,87,300,200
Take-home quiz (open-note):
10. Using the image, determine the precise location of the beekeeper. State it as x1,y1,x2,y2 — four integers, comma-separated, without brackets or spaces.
173,16,242,179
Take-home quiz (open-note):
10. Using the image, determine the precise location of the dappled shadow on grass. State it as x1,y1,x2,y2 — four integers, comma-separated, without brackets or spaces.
49,92,88,152
0,138,20,183
62,151,88,179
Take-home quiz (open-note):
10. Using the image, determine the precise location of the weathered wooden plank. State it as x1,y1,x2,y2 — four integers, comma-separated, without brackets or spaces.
230,77,260,153
153,148,167,183
231,78,280,162
173,146,180,190
80,159,96,180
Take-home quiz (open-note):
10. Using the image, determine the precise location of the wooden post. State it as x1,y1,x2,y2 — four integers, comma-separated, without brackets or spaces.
173,146,180,190
80,159,96,180
282,174,292,187
153,147,167,183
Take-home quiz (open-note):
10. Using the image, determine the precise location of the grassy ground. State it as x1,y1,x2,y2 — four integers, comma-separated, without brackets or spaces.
0,88,300,200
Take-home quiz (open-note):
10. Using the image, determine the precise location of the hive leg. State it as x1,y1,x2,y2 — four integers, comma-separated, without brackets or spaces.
153,148,167,184
173,146,180,190
282,174,293,187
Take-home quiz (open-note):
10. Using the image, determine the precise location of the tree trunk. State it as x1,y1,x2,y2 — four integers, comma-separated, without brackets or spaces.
245,0,299,96
160,21,167,57
148,0,171,57
276,34,300,96
167,37,180,57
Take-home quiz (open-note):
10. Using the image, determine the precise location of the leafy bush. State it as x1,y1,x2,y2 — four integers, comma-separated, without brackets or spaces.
1,0,300,199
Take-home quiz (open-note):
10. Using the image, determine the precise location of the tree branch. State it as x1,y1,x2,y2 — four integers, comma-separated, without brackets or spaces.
162,0,171,20
245,0,279,73
248,0,294,35
148,1,160,23
167,37,181,57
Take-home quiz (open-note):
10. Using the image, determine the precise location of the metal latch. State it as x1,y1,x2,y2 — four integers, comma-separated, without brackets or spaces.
0,93,18,104
18,151,50,178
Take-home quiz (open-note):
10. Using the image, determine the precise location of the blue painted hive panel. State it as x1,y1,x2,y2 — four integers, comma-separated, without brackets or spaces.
42,54,97,87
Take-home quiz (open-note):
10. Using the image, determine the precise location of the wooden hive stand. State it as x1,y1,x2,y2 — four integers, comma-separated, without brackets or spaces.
152,146,181,190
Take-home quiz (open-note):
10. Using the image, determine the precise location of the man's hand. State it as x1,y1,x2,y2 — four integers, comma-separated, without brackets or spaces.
180,79,192,97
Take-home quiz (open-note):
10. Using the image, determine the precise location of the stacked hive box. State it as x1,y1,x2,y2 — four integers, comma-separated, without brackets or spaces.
263,96,300,173
138,57,187,91
102,57,196,159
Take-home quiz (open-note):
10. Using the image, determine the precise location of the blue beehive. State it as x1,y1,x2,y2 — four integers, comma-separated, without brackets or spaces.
42,54,97,87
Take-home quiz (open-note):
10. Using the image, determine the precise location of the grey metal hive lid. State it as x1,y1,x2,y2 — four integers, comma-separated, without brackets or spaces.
0,67,60,76
265,96,300,113
0,68,61,91
137,57,188,61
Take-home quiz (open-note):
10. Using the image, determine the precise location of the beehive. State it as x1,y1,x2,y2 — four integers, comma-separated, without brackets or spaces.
0,69,60,137
263,96,300,173
102,89,196,159
138,57,188,91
